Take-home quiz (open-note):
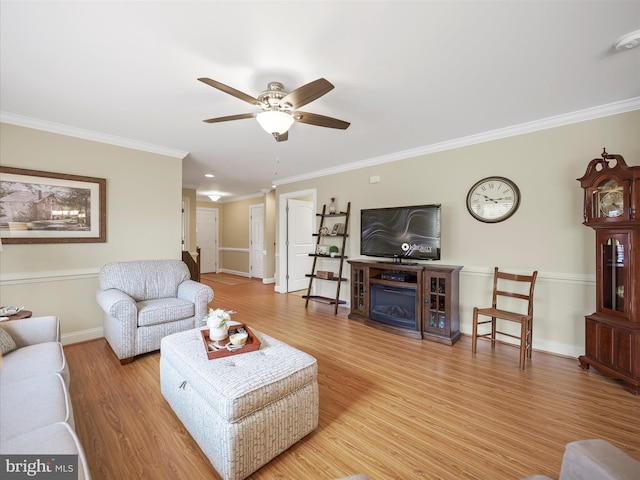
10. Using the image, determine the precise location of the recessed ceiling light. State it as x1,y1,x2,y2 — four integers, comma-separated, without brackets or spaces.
615,30,640,51
205,173,215,178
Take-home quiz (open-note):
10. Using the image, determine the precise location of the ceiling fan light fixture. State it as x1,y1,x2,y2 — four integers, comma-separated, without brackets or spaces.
256,110,294,135
615,30,640,50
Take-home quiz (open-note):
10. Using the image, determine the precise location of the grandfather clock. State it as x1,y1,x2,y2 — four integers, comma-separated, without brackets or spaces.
577,148,640,394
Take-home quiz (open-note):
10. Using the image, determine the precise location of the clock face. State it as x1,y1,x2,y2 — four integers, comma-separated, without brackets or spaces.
466,176,520,223
599,190,624,217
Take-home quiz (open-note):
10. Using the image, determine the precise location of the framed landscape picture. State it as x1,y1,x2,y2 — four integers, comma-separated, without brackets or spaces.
0,166,106,244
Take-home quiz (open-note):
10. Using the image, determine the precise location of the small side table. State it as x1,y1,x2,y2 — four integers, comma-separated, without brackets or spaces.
1,310,32,321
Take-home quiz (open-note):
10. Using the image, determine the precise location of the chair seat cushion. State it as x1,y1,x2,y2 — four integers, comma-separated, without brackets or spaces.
137,298,195,327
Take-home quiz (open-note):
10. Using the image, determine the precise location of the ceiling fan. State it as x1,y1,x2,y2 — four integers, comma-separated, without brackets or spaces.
198,77,350,142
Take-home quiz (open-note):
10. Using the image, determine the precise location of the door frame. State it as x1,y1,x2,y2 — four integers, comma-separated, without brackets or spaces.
249,203,265,279
276,189,317,293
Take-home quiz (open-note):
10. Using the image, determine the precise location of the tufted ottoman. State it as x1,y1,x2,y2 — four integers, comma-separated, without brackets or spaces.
160,327,319,480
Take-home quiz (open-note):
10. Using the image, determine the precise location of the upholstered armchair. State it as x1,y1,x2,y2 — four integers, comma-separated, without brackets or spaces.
96,259,213,364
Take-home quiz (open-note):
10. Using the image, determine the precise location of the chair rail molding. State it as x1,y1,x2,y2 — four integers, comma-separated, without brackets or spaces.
460,267,594,286
0,268,99,285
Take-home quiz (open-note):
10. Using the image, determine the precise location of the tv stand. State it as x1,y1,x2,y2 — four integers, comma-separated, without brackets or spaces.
348,259,462,345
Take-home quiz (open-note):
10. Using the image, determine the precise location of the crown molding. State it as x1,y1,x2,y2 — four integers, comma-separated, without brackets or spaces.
273,97,640,187
0,112,189,159
199,191,264,204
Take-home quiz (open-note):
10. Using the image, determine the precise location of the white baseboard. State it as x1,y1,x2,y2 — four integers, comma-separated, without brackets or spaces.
61,326,103,345
218,269,249,277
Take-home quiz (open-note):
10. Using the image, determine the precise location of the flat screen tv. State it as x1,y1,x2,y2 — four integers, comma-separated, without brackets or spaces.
360,204,441,262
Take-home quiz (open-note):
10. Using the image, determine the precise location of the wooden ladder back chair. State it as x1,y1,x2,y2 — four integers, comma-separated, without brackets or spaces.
472,267,538,369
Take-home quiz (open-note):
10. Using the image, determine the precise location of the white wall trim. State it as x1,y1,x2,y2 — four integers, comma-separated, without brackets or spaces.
533,339,584,359
1,112,189,159
459,266,594,286
273,97,640,187
219,247,250,253
62,326,103,346
219,268,250,277
0,268,99,285
0,264,594,287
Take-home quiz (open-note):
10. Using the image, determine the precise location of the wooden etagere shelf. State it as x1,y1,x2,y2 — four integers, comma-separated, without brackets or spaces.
304,202,351,314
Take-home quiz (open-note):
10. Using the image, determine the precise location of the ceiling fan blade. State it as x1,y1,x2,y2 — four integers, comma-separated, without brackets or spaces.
274,131,289,142
202,113,256,124
280,78,334,109
293,111,350,130
198,78,262,106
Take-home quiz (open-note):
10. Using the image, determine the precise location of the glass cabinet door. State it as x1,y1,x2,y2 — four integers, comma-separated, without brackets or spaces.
593,179,625,219
425,275,448,334
599,233,629,317
351,266,366,314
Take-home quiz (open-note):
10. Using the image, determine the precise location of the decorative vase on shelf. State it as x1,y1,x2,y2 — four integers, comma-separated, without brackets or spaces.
329,198,337,214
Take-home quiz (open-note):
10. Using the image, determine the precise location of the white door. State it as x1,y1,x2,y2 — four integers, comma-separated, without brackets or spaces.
250,204,265,279
287,199,314,292
196,207,218,274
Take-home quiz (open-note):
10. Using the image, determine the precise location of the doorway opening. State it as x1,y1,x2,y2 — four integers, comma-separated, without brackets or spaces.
277,189,316,293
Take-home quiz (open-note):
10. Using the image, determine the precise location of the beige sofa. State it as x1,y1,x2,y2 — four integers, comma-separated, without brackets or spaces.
524,439,640,480
0,315,91,479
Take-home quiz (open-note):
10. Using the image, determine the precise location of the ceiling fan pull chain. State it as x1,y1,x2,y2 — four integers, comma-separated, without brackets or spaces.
273,146,280,175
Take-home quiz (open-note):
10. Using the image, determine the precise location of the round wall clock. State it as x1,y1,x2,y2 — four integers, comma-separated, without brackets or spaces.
466,176,521,223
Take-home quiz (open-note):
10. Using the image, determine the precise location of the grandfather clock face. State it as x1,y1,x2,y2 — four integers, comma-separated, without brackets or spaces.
594,179,624,218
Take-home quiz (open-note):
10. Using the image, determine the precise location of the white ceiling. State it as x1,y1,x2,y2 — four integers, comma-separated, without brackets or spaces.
1,1,639,202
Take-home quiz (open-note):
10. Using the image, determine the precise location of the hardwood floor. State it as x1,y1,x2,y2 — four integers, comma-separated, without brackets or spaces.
64,277,640,479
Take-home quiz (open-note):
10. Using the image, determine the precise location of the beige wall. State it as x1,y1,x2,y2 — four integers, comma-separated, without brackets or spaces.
276,110,640,357
0,123,184,343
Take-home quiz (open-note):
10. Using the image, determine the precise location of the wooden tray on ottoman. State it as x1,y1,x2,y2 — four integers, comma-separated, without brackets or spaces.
200,324,261,360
